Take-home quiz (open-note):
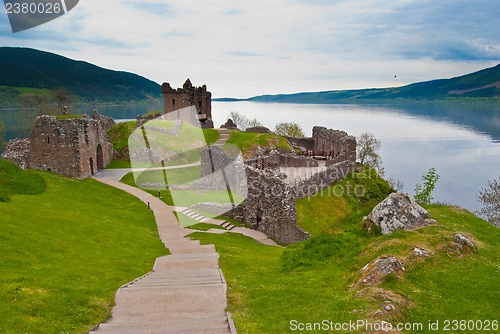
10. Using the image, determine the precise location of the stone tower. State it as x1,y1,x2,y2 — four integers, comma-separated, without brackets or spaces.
161,79,213,128
27,115,115,179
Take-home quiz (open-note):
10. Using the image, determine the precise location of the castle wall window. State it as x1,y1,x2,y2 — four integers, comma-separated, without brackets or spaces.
172,99,176,106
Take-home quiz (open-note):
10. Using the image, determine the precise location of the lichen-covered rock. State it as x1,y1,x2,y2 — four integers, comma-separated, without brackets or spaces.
413,246,431,257
365,193,436,234
454,233,475,248
358,256,405,286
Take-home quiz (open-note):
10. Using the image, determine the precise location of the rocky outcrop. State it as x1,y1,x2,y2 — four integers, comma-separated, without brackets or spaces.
365,193,436,234
245,126,273,134
220,119,237,129
454,233,475,249
358,256,405,286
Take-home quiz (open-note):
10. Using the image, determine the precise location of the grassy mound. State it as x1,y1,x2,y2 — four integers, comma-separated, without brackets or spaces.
226,130,292,159
0,159,47,202
0,168,167,333
189,167,499,333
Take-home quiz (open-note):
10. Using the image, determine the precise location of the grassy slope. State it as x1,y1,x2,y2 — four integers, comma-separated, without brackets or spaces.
226,130,292,159
0,160,167,334
106,120,220,169
189,168,499,333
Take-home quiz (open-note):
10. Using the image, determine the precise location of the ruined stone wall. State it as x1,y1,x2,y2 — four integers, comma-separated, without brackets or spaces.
227,166,310,244
244,151,318,169
27,115,114,179
279,153,318,168
295,160,356,199
285,136,314,151
313,126,356,163
177,125,358,245
162,79,212,128
1,138,30,169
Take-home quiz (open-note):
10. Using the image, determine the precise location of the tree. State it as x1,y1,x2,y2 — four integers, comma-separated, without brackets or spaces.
52,88,74,114
356,132,384,176
414,167,440,204
477,178,500,227
228,111,262,130
274,122,305,138
20,94,53,115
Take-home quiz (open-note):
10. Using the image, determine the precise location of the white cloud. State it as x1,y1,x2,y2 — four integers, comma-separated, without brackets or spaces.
1,0,498,97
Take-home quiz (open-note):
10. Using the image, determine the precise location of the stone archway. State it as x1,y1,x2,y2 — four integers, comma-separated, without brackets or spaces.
89,157,94,175
96,144,104,169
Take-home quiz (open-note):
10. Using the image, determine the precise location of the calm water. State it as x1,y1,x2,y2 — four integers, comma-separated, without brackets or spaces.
1,101,499,212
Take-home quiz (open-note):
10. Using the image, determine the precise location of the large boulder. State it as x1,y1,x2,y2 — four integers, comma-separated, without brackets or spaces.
365,193,435,234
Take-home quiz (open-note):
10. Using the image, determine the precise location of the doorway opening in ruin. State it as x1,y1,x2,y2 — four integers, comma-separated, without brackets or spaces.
256,209,263,229
96,144,104,169
89,157,94,175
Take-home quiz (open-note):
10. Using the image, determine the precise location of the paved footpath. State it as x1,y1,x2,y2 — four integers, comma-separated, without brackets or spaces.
91,178,236,334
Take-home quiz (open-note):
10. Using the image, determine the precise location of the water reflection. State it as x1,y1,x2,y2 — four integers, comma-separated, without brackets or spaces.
211,102,500,212
1,100,499,212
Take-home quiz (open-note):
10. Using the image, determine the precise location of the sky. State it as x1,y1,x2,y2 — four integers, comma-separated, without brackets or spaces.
1,0,499,98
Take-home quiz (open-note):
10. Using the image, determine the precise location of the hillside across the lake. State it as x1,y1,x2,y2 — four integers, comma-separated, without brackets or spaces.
217,63,500,103
0,47,162,105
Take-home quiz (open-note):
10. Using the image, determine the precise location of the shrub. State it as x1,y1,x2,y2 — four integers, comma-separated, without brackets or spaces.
414,167,440,204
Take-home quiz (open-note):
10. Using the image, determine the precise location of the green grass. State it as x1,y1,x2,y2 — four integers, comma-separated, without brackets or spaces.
0,159,47,202
107,121,136,157
225,130,292,159
105,159,132,169
188,167,499,333
0,162,167,333
186,223,226,231
107,121,220,166
190,232,371,334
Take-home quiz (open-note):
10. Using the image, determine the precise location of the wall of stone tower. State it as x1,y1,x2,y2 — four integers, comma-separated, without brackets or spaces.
27,115,114,179
161,79,213,128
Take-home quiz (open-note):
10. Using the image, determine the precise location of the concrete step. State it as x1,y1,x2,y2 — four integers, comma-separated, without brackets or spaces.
95,317,230,334
219,221,236,230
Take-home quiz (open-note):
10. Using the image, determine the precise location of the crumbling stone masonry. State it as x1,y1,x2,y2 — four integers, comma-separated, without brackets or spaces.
184,125,358,244
2,114,115,179
286,126,356,164
226,160,356,244
162,79,213,128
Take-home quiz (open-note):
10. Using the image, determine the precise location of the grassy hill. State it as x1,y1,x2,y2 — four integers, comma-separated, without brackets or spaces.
0,47,162,105
235,63,500,103
0,159,167,333
188,167,499,333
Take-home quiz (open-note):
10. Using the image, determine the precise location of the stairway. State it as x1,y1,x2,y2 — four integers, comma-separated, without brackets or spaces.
178,207,236,231
91,178,234,334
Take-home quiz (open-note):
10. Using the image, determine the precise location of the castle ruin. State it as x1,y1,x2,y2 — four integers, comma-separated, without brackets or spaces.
194,126,357,244
161,79,213,128
2,113,115,179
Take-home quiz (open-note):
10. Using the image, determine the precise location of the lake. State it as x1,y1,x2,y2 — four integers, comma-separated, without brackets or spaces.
1,101,499,212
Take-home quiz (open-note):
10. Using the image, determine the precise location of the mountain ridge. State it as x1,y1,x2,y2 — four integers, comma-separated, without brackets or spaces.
0,47,162,104
216,63,500,103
